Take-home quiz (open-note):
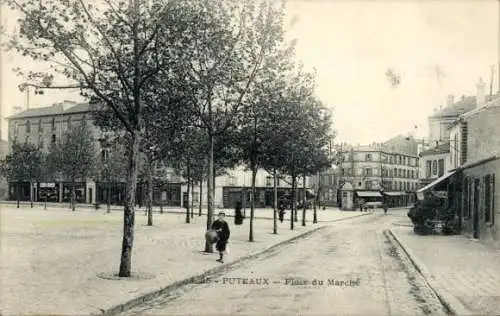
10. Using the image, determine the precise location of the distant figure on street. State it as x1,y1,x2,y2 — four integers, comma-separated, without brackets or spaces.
383,203,388,214
278,202,285,222
211,212,231,263
234,201,243,225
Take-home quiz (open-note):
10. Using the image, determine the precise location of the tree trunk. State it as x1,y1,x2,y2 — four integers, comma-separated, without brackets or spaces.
186,169,191,224
313,173,320,224
273,169,278,234
71,182,76,211
17,180,20,208
293,175,298,222
249,167,257,242
199,180,203,216
204,134,214,253
146,159,153,226
302,172,307,227
107,181,111,213
290,175,295,230
30,181,33,208
118,131,139,277
190,179,194,218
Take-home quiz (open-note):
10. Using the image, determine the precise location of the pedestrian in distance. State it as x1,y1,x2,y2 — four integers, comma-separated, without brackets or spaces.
278,202,285,223
383,203,388,215
211,212,231,263
234,201,244,225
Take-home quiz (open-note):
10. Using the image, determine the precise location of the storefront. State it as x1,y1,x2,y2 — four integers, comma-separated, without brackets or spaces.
355,191,382,208
382,191,408,207
38,182,60,202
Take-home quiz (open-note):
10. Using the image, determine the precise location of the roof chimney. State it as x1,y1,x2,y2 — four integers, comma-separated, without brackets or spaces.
446,95,454,107
477,77,486,108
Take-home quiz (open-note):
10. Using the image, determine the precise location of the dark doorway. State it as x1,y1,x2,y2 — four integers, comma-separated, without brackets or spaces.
473,179,480,239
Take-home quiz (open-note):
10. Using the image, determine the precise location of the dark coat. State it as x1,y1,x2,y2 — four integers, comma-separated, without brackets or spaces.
234,209,244,225
211,220,230,242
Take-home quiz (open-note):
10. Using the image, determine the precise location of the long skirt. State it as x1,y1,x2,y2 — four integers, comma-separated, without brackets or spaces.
216,240,227,252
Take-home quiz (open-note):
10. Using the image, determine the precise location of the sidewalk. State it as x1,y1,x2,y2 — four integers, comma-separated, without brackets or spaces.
390,226,500,315
0,205,368,315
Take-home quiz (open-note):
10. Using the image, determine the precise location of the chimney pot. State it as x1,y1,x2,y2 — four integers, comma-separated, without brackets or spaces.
446,94,454,107
477,77,486,108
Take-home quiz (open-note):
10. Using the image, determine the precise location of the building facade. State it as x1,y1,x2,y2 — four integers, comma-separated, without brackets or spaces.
337,141,419,210
418,142,452,187
458,97,500,247
318,168,338,206
6,101,184,206
417,78,500,248
215,166,313,209
0,139,8,199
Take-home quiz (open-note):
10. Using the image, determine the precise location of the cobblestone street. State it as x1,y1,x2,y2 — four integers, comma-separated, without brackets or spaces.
121,212,448,316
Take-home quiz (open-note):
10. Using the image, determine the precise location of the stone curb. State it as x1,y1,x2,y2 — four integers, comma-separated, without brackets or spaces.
99,212,372,316
387,229,475,316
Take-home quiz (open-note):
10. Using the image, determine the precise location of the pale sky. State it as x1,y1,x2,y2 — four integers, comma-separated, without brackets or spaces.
1,0,499,144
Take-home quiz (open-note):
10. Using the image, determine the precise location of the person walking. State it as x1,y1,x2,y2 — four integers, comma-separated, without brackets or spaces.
383,202,388,215
278,201,285,223
211,212,231,263
234,201,244,225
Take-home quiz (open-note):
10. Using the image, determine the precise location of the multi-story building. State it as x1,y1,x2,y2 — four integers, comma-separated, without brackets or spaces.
337,137,420,210
6,101,184,206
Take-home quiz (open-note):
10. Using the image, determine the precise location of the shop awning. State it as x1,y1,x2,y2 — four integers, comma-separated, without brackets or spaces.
383,191,406,197
416,171,456,194
356,191,382,197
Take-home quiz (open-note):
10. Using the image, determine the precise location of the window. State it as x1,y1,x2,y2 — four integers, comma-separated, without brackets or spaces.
365,168,373,176
432,160,437,176
426,161,432,178
398,156,402,164
389,156,393,164
266,176,272,187
51,118,56,131
82,115,87,126
438,159,444,177
406,182,410,191
342,192,347,198
38,119,43,132
403,157,406,165
67,117,72,128
365,181,372,189
51,134,56,144
484,174,495,224
26,120,31,133
366,154,372,161
393,168,397,177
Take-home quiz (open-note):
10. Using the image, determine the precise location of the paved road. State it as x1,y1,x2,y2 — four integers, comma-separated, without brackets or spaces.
120,212,449,315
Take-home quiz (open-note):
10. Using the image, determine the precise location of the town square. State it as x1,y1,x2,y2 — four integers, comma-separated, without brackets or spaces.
0,0,499,315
